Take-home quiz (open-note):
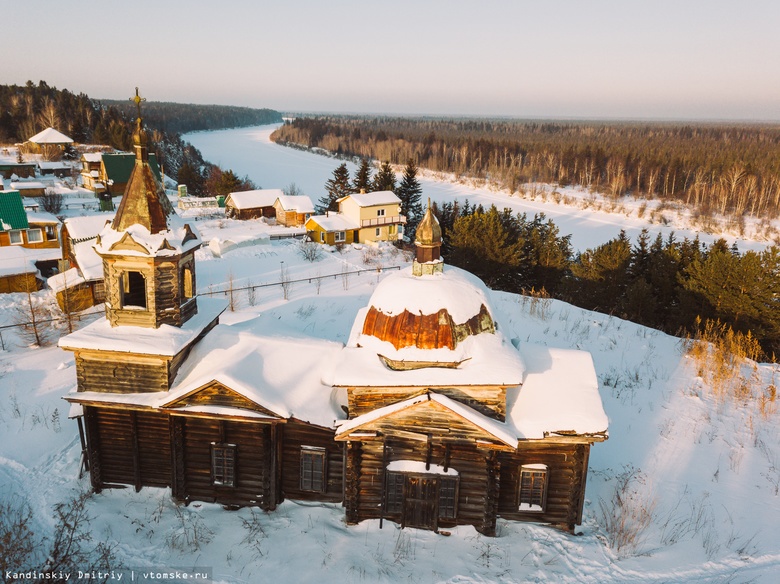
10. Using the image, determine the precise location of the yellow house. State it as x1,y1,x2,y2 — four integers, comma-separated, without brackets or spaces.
337,191,406,243
306,191,406,245
305,212,360,246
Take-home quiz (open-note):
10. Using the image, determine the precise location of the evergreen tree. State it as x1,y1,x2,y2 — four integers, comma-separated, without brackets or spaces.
568,231,632,312
372,161,396,192
205,167,256,197
177,159,206,196
352,158,372,193
318,163,352,213
396,159,424,239
449,205,524,290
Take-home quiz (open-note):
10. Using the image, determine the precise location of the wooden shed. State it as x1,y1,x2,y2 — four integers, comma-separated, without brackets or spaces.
224,189,282,220
273,195,314,227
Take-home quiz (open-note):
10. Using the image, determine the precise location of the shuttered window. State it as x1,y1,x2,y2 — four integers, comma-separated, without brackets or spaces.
300,447,326,492
385,472,405,514
519,464,548,512
211,443,236,487
438,477,459,520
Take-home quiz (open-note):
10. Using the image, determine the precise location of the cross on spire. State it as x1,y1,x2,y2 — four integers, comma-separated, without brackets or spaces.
130,87,146,119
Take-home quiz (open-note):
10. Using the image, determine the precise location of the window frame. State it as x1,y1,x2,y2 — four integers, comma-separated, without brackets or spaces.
375,227,381,237
334,231,346,243
211,443,237,487
45,224,57,240
26,228,43,243
320,231,325,243
518,464,548,512
9,229,23,245
300,446,327,493
377,208,386,217
120,270,147,309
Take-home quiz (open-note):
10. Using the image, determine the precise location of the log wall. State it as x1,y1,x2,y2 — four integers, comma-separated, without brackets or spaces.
280,420,343,502
497,442,591,531
177,417,275,509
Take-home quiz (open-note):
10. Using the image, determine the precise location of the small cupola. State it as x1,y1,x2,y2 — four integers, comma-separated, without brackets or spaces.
412,200,443,276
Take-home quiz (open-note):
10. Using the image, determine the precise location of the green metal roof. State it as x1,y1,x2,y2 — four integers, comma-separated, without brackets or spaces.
0,190,29,231
102,153,162,185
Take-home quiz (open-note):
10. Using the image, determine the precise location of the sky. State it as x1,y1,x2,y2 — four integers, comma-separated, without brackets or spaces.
5,0,780,121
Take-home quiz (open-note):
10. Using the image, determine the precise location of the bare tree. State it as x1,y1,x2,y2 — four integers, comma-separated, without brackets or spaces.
13,281,53,347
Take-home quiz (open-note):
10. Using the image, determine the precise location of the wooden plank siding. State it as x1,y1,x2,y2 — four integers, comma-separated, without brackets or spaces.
347,386,507,421
497,442,591,531
75,351,172,393
279,420,343,503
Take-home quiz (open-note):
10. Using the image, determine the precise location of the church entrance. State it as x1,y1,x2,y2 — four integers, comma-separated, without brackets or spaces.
402,475,439,530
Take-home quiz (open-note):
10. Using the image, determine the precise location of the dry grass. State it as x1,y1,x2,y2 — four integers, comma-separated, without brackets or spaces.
682,317,767,407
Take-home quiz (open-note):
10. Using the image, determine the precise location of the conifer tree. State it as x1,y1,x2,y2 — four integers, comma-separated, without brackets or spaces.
371,161,396,193
396,159,424,239
352,158,372,193
317,163,352,213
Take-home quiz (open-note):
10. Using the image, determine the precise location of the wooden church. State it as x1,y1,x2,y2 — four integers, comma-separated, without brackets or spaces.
61,93,608,535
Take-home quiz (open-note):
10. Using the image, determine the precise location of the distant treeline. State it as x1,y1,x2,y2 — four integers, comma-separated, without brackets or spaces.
272,116,780,220
436,200,780,357
101,100,281,134
0,81,268,194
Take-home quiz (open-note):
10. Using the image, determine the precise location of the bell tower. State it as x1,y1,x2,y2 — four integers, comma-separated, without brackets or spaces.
95,88,201,329
412,200,443,276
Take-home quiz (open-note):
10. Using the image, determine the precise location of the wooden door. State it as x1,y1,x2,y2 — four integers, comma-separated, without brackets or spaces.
402,476,439,531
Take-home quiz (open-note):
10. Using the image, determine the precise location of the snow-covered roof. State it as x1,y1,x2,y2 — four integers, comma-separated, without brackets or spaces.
276,195,315,214
10,181,46,190
28,127,73,144
58,297,228,356
226,189,283,210
0,246,39,277
365,265,492,323
165,321,347,427
95,213,202,257
306,213,360,232
72,240,104,281
339,190,400,207
64,316,348,429
64,214,114,241
510,342,608,439
26,211,60,225
48,267,85,293
81,153,102,163
329,315,525,387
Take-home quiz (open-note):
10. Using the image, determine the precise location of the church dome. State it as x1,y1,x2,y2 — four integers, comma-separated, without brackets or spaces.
360,266,495,351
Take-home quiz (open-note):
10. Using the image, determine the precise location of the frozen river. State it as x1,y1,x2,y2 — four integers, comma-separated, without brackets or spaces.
184,124,765,252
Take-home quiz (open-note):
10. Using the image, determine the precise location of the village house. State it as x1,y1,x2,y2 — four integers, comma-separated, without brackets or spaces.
49,214,114,311
224,188,282,220
61,102,607,536
24,127,74,161
0,189,60,249
80,151,163,196
272,195,314,227
306,190,406,245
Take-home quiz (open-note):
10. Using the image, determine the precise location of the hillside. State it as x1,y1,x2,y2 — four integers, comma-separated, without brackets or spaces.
100,100,282,135
0,219,778,582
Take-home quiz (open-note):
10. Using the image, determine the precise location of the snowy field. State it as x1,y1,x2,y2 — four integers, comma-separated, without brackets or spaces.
0,129,779,583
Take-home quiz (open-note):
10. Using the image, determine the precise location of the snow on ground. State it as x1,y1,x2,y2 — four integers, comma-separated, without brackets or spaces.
1,232,778,583
1,128,779,582
185,124,774,253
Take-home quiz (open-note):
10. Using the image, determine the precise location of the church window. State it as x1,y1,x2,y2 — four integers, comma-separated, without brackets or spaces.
211,443,236,487
518,464,548,512
300,447,327,492
182,265,194,299
120,271,147,309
